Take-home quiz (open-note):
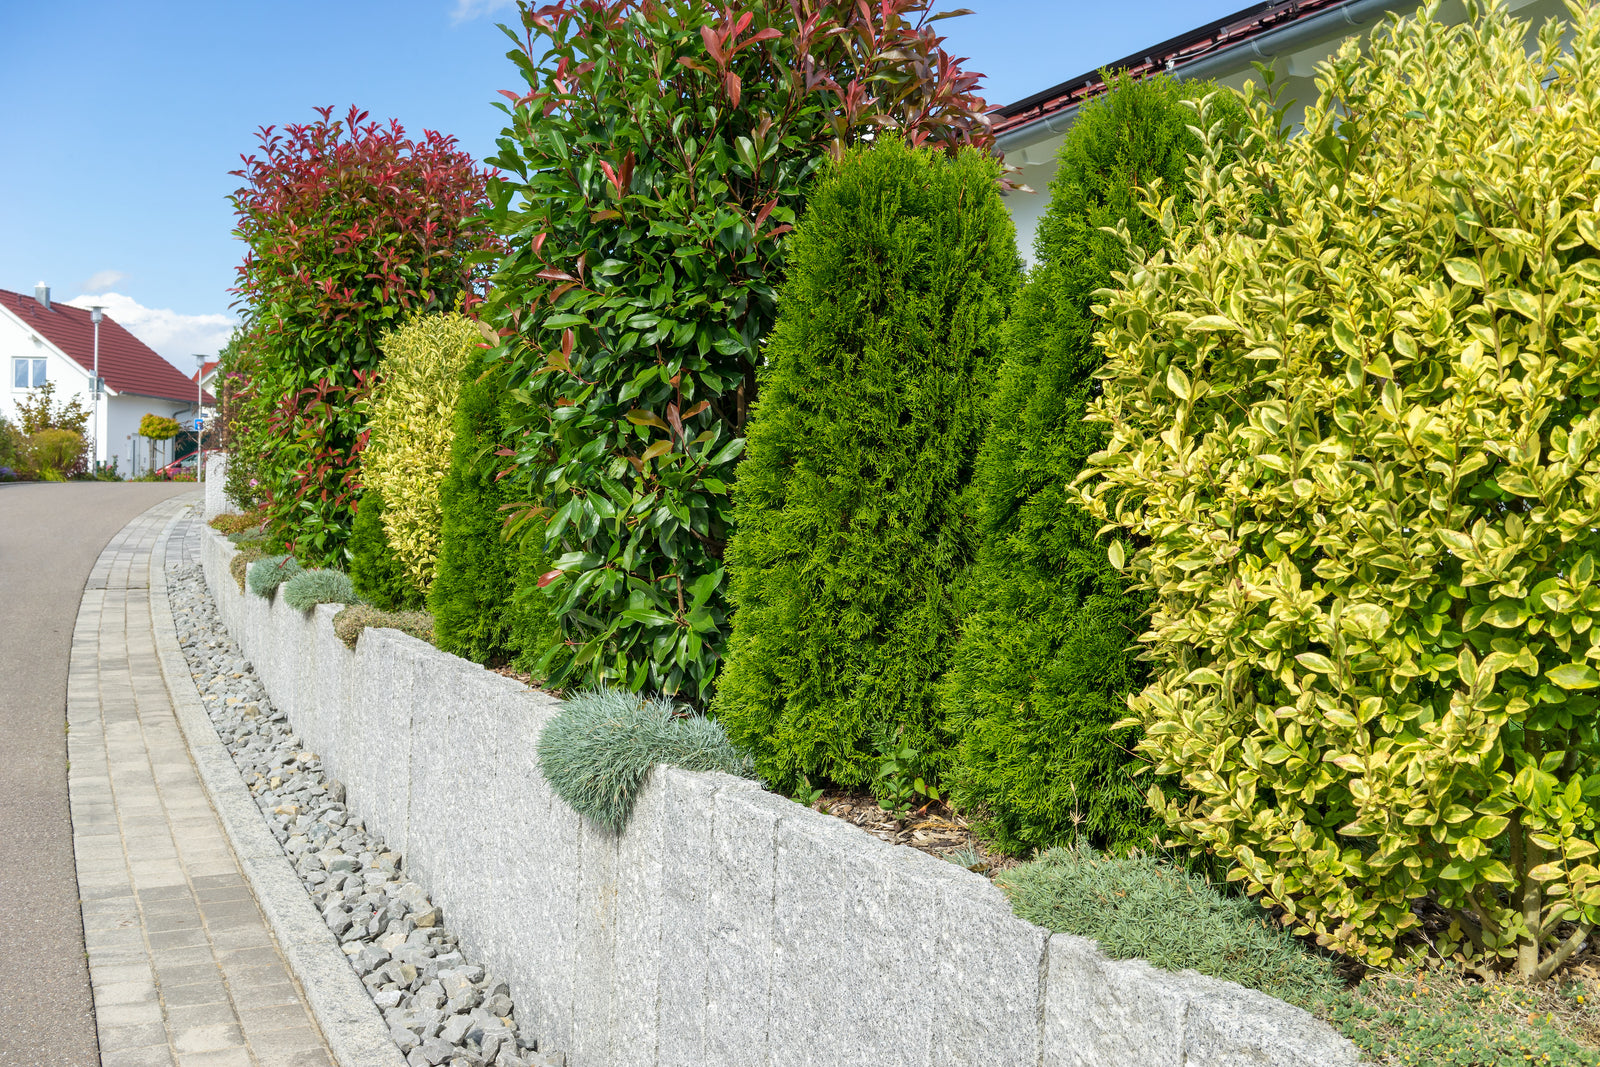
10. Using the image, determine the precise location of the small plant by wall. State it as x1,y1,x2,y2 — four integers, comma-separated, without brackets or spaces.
280,569,357,612
247,555,303,599
538,687,753,832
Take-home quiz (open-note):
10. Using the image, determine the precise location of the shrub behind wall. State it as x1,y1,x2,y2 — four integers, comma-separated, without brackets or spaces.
941,74,1245,856
349,489,423,611
713,138,1019,795
428,361,555,669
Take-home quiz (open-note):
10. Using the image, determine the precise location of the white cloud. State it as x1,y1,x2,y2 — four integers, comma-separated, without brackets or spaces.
80,269,127,293
64,292,236,366
450,0,515,24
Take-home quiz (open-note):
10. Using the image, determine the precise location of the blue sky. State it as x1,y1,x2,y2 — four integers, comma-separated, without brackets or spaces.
0,0,1249,363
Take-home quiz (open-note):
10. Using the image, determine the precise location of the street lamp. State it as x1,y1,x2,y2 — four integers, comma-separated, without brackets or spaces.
195,354,207,483
90,305,104,469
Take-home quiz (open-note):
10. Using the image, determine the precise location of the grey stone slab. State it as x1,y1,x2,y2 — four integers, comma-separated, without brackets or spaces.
568,813,620,1066
347,628,420,853
608,765,669,1067
488,694,576,1056
769,809,940,1067
1045,934,1186,1067
704,784,790,1067
307,604,350,778
1181,971,1360,1067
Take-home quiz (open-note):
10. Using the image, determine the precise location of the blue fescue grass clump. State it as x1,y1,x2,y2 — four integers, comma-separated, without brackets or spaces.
246,555,303,599
538,687,755,832
281,568,357,612
997,844,1341,1006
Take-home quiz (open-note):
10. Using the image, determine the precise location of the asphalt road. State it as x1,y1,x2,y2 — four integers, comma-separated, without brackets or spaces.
0,482,199,1067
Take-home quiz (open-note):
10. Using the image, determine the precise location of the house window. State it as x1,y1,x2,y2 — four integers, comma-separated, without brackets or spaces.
12,358,46,389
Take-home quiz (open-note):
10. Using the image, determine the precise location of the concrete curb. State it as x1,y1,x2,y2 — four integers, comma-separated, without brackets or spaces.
148,506,406,1067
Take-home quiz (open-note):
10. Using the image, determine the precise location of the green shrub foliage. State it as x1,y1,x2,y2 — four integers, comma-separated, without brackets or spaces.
943,75,1245,857
1082,3,1600,980
537,687,753,832
714,139,1018,794
348,489,424,611
428,361,556,668
229,106,495,565
483,0,993,701
247,555,303,598
280,568,357,612
364,313,479,592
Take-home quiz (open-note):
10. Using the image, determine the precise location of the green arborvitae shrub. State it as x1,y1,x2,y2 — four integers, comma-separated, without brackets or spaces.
428,361,556,669
943,75,1246,857
331,604,434,650
280,569,357,612
998,845,1340,1004
538,687,754,832
1082,3,1600,979
348,489,423,611
713,139,1019,795
247,555,302,598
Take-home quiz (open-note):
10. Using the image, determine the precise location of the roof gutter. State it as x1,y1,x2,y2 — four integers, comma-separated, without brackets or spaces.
993,0,1411,158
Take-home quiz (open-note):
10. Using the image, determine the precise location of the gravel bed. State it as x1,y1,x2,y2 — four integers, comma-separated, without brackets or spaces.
167,561,562,1067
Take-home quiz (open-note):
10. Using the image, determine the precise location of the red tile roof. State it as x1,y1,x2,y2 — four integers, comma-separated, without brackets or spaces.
0,288,214,405
192,360,219,385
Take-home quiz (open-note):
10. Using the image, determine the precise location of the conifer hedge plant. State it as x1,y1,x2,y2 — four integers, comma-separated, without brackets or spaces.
714,137,1018,795
943,73,1246,856
428,360,556,669
1083,0,1600,980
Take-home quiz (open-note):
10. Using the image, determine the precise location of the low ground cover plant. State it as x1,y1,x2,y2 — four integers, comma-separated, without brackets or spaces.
281,569,357,612
1083,1,1600,979
247,555,303,599
538,687,753,831
331,603,434,650
714,137,1017,796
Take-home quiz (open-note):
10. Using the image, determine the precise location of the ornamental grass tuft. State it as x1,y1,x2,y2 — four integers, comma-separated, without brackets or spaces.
539,687,753,832
246,555,302,599
330,604,434,650
280,568,357,612
230,545,268,593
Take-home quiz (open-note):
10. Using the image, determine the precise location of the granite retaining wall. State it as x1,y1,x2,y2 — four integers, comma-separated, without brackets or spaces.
199,524,1361,1067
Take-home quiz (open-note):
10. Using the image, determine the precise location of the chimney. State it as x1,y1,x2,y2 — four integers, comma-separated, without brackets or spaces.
34,282,50,310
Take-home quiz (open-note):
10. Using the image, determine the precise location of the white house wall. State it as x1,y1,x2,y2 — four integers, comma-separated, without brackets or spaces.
0,307,96,464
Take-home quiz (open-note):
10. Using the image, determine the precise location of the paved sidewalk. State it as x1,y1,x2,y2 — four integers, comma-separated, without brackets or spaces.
66,496,334,1067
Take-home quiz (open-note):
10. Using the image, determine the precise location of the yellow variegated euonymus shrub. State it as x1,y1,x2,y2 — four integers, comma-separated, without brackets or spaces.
365,313,481,592
1082,0,1600,981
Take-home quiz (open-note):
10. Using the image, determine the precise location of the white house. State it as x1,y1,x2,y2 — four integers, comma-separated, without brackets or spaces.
1,283,212,477
992,0,1569,260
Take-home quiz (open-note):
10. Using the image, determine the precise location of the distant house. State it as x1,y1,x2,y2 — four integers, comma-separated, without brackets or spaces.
991,0,1567,259
0,283,212,477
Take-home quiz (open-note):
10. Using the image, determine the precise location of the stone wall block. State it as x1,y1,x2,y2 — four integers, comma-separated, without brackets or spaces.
305,605,350,780
1182,973,1359,1067
1045,934,1186,1067
930,861,1047,1065
488,691,577,1055
769,808,936,1067
608,766,670,1067
569,816,620,1066
704,786,790,1067
654,769,754,1067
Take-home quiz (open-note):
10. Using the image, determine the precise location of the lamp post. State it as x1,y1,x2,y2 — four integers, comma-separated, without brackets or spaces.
90,305,104,469
195,354,206,483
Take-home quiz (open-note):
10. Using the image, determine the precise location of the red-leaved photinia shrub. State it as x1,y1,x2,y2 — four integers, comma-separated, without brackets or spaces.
229,106,499,565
